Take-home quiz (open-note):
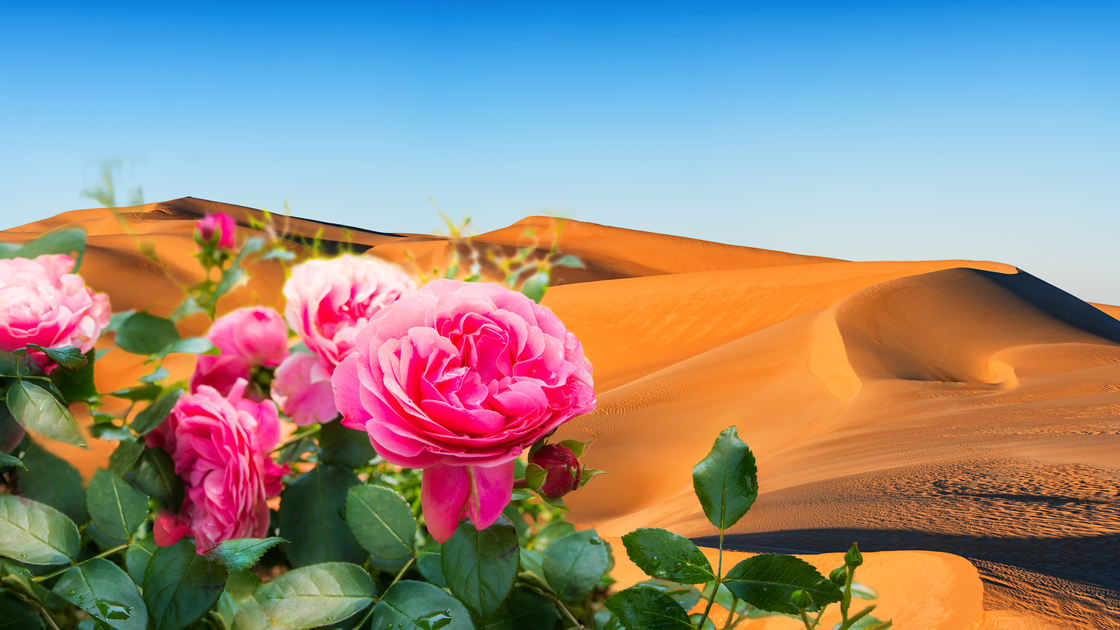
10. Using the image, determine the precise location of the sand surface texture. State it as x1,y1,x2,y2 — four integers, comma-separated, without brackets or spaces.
3,198,1117,629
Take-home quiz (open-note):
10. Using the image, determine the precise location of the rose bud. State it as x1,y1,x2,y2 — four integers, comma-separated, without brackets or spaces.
845,543,864,568
195,212,236,251
829,565,848,586
529,444,582,498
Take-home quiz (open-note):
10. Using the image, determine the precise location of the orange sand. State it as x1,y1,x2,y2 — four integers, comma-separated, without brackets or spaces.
3,198,1117,629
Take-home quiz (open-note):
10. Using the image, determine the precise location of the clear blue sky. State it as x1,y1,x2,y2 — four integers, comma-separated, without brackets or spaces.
2,1,1118,301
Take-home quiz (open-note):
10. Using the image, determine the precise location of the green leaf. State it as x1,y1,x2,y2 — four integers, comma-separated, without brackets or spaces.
605,586,692,630
0,591,43,630
691,426,757,531
156,337,217,359
0,494,80,565
86,520,127,552
114,313,181,355
133,446,185,513
138,367,170,383
50,350,98,403
6,380,86,447
53,558,149,630
232,562,375,630
5,228,86,271
370,580,474,630
551,255,583,269
621,528,714,584
851,583,879,600
129,389,182,436
26,345,87,371
206,538,285,573
125,536,157,585
416,540,446,588
483,584,560,630
214,238,265,299
346,485,416,562
109,383,161,402
11,440,88,524
722,554,842,615
0,451,25,470
0,349,18,377
143,538,228,630
278,464,365,568
109,438,144,476
317,420,374,468
169,297,204,323
637,580,701,611
520,271,549,304
105,312,135,334
532,520,574,551
87,469,148,542
441,517,519,622
542,529,609,603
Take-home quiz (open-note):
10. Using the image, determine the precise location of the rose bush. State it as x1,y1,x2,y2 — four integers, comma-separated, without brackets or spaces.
332,279,596,541
0,253,109,371
145,378,287,552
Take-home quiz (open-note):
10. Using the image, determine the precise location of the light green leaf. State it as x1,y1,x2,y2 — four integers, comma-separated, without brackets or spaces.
621,528,714,584
441,517,519,622
206,538,286,573
542,529,609,603
0,494,80,565
5,228,86,271
520,271,549,304
114,313,180,355
53,558,148,630
87,469,148,542
692,426,757,531
232,562,375,630
346,485,416,562
27,345,87,371
156,337,217,358
6,380,85,447
125,536,157,585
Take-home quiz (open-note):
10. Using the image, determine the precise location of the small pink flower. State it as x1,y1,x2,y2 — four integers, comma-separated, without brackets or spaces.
0,254,110,372
190,307,289,399
283,254,416,370
145,379,287,552
270,352,337,426
195,212,236,251
332,280,595,542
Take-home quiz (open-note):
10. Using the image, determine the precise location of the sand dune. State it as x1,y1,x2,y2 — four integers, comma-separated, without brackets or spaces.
3,198,1118,628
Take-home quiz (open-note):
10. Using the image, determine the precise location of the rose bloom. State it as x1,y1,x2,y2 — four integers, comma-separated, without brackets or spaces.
195,212,236,251
191,306,289,398
146,379,287,552
272,254,415,424
0,254,110,372
332,280,595,542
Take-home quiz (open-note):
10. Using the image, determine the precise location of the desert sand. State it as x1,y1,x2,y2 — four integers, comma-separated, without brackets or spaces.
2,198,1117,629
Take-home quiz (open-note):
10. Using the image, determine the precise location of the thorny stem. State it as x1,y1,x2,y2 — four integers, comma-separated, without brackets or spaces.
32,543,131,582
798,607,813,630
695,529,724,630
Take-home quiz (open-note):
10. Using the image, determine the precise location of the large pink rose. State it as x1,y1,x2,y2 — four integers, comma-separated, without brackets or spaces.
0,254,110,371
284,254,416,370
145,379,287,552
190,306,289,398
332,280,595,542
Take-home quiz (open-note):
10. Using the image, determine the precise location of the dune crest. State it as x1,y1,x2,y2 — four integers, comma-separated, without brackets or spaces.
3,199,1116,628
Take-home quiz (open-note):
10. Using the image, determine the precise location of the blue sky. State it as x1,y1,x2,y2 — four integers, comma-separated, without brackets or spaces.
2,1,1118,301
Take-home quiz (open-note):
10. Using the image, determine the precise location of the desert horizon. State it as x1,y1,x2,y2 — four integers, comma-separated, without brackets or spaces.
2,197,1116,629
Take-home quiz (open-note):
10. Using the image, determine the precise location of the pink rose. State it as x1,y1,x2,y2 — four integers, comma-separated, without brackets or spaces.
270,352,337,426
0,254,110,372
195,212,236,251
332,280,595,542
145,379,288,552
190,306,289,398
283,254,416,370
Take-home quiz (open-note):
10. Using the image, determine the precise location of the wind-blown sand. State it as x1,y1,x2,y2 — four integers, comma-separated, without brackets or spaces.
3,198,1117,629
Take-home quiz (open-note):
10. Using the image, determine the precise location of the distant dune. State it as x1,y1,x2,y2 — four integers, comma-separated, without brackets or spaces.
4,198,1117,629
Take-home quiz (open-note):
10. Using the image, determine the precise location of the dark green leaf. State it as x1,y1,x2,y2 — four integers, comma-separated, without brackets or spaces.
0,452,25,470
6,228,86,271
232,562,375,630
109,383,161,402
53,558,148,630
206,538,285,572
520,271,549,304
156,337,217,359
605,586,692,630
370,580,474,630
621,528,714,584
278,464,365,568
109,438,144,476
0,349,18,376
26,345,87,371
416,540,446,588
722,554,842,615
0,591,42,629
125,536,157,585
483,585,560,630
532,520,574,551
114,313,181,355
129,389,182,436
542,529,609,603
11,440,88,524
105,312,134,334
0,494,80,565
138,367,170,383
6,380,85,447
317,420,374,468
86,520,127,552
638,580,701,611
133,446,185,513
346,485,416,562
142,538,228,630
51,350,98,403
691,427,757,531
87,469,148,542
442,517,519,622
